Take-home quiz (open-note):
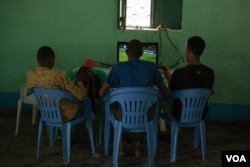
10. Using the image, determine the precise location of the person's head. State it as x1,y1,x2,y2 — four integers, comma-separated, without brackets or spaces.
126,39,143,60
186,36,205,63
37,46,55,68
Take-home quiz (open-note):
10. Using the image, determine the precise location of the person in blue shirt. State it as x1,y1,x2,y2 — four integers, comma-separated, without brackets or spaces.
99,39,168,156
99,39,168,96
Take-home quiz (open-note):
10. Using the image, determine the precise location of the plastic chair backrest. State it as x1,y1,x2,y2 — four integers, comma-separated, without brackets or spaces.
32,87,95,164
105,87,162,130
32,87,82,125
166,88,212,124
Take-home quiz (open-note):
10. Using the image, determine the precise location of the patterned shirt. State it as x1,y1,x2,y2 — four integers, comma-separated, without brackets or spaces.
26,67,87,121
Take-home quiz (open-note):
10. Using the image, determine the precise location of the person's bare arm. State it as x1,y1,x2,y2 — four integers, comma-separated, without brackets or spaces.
99,82,111,97
157,82,169,96
161,65,172,81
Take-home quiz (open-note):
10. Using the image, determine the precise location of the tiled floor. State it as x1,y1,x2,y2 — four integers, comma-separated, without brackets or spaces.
0,108,249,167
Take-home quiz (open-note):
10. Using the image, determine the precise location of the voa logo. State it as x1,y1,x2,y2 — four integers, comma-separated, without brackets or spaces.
226,155,247,163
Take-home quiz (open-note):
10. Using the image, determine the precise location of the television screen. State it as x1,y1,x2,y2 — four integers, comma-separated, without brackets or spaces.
117,41,158,65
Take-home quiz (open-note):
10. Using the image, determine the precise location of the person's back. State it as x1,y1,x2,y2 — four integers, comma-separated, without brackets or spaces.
99,39,168,96
162,36,214,120
170,64,214,90
99,39,168,156
108,60,163,87
26,46,87,122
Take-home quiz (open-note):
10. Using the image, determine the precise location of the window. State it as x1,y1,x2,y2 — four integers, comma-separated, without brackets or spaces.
126,0,151,28
118,0,183,30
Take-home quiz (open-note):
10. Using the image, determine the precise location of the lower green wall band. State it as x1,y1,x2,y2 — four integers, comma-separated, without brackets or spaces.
207,103,250,121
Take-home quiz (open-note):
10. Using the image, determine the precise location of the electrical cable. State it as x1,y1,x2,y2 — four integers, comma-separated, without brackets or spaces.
158,30,163,59
164,30,184,68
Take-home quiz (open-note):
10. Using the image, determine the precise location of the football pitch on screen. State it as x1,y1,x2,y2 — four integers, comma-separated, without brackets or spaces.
119,50,156,63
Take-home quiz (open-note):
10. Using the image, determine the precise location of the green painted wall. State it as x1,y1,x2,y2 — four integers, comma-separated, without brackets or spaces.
0,0,249,106
182,0,250,105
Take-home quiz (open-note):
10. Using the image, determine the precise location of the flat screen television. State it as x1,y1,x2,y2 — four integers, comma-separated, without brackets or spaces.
117,41,158,65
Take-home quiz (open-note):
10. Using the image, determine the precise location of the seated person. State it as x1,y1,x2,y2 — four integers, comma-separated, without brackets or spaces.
26,46,87,122
162,36,215,121
99,39,168,156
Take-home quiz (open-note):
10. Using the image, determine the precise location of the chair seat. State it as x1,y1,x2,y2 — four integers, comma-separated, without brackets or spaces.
22,94,36,103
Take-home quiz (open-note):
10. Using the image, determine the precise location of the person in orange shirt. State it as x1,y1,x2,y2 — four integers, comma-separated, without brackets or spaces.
26,46,87,122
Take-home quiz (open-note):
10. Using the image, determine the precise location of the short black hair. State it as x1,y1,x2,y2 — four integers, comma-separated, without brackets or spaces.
37,46,55,63
127,39,143,59
187,36,205,57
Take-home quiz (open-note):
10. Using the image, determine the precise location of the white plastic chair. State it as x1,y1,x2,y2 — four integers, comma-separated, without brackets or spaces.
15,84,38,135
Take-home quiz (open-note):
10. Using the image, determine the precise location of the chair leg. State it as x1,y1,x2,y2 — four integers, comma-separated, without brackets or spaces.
95,111,104,145
112,121,122,166
15,100,22,136
54,127,59,141
200,121,206,160
31,105,38,125
48,126,56,147
152,127,158,156
62,124,71,164
194,126,200,148
104,115,111,155
147,122,156,165
87,119,96,155
37,120,44,159
170,124,179,163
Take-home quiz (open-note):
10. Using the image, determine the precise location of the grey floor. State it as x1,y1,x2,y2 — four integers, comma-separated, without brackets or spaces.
1,108,250,167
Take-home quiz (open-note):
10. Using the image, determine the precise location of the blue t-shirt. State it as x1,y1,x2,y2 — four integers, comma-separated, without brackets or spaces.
107,60,164,87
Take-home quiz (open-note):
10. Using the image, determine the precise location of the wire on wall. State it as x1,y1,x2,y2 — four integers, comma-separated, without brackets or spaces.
164,30,184,68
158,30,163,59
